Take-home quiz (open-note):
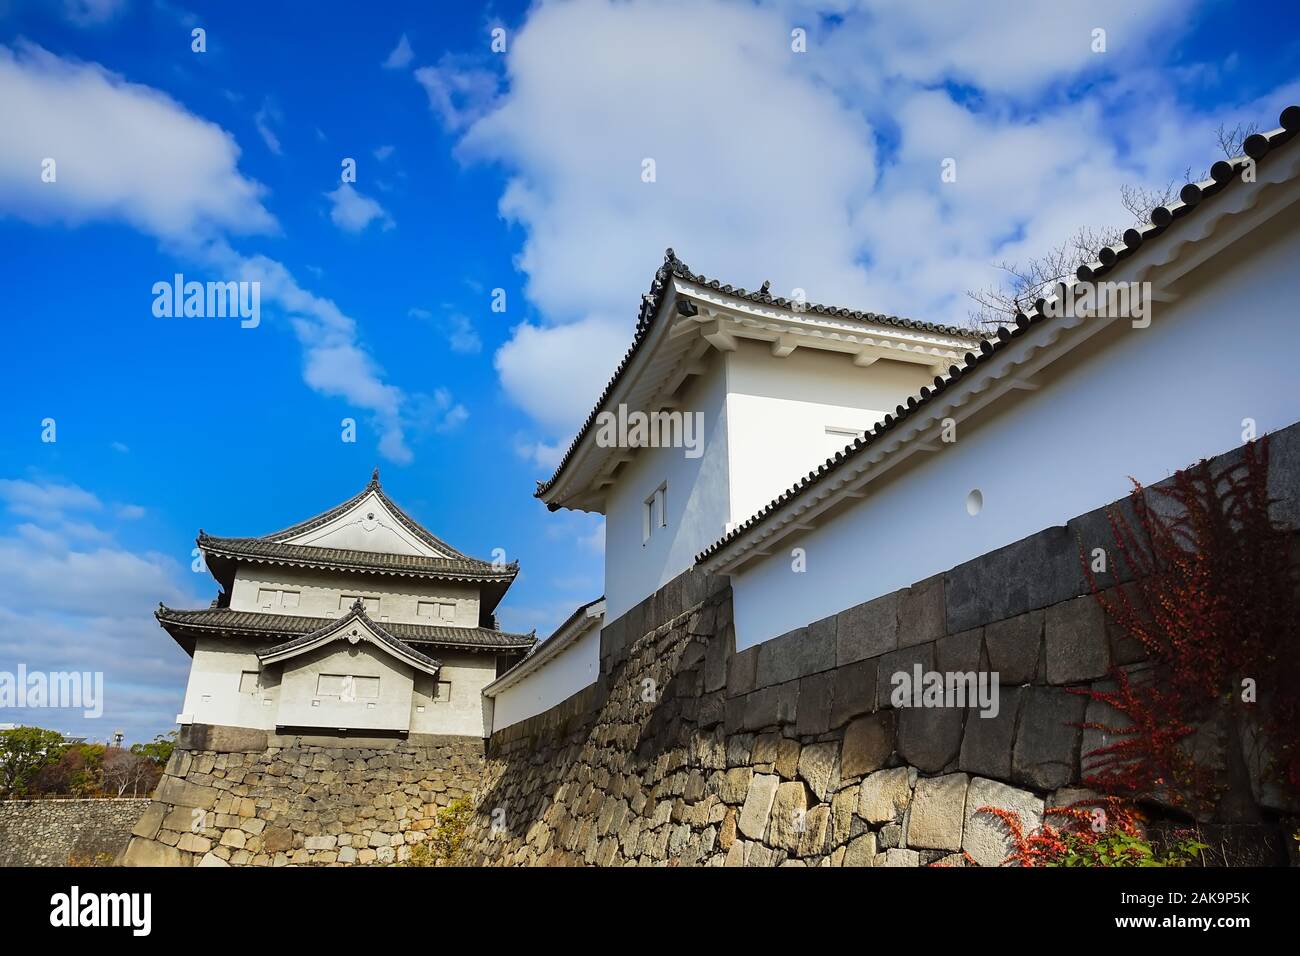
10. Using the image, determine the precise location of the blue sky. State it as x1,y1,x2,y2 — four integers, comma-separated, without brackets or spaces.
1,0,1297,743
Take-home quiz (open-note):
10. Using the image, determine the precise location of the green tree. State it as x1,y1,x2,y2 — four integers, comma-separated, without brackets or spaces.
130,731,176,768
0,726,67,798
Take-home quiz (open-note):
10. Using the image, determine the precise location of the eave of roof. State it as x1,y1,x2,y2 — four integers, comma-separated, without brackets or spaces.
534,252,982,504
695,107,1300,571
482,596,605,697
156,604,537,651
257,600,443,676
198,533,517,583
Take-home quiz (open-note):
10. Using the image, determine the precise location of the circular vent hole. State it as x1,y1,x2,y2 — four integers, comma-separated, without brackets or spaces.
966,489,983,516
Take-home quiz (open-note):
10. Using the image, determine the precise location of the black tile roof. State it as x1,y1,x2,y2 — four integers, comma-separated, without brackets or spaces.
695,105,1300,565
156,604,537,651
257,599,443,671
535,251,981,502
198,533,517,582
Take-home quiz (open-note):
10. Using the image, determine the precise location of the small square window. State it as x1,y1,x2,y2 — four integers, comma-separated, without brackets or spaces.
281,590,300,609
432,681,452,702
643,482,667,542
239,671,259,694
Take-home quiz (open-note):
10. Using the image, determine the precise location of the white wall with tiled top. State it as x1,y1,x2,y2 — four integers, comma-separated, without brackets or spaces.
228,565,483,628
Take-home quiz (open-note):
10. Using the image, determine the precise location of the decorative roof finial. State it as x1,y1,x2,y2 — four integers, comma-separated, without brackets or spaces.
759,280,771,295
664,247,676,263
370,466,380,486
350,597,367,615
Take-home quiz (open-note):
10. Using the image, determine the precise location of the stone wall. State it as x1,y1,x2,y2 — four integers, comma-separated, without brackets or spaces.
0,798,149,866
119,724,483,866
461,428,1300,867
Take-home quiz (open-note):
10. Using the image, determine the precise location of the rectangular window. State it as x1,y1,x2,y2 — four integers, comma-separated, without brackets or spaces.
317,674,346,696
340,594,380,615
239,671,260,694
431,681,452,702
257,588,301,609
643,482,667,543
316,674,380,698
418,600,456,621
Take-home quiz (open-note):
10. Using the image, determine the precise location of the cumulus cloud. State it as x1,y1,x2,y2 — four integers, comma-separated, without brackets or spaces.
0,479,200,742
0,42,276,242
0,42,427,465
325,183,394,233
409,306,482,355
444,0,1296,451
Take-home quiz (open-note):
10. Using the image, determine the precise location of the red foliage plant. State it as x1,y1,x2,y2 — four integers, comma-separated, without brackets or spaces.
1078,435,1300,811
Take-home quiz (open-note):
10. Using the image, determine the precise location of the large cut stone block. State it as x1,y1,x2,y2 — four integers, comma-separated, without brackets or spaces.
155,775,218,810
755,624,835,688
1012,687,1087,790
945,526,1081,632
896,704,964,773
840,712,895,779
906,773,969,851
769,781,809,853
1045,596,1110,684
837,591,899,665
876,642,934,710
984,611,1043,684
796,741,839,801
958,686,1023,779
962,777,1044,867
858,767,912,824
120,838,185,867
897,575,945,649
795,670,834,736
830,657,877,728
738,774,780,840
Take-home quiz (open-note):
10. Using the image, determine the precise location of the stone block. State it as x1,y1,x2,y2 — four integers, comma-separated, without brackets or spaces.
877,848,920,867
155,775,218,810
719,767,753,805
837,591,899,665
906,773,969,851
984,611,1043,684
795,670,834,735
958,685,1023,780
896,704,964,773
796,741,839,801
840,711,895,779
1045,596,1111,684
769,781,809,853
843,832,877,867
945,525,1081,632
120,838,184,867
963,777,1044,867
858,767,912,824
876,642,934,710
1011,686,1086,790
935,627,984,674
726,646,759,698
830,657,876,728
774,738,801,779
897,575,945,648
131,802,167,841
737,774,780,840
755,625,836,688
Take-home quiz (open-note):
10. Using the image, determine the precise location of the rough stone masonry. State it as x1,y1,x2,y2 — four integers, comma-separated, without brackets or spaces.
459,425,1300,867
119,423,1300,866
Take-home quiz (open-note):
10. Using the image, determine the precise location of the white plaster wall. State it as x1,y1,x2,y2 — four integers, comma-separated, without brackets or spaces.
730,213,1300,650
605,365,731,620
229,565,481,628
409,651,499,737
275,642,414,732
489,625,602,731
180,637,278,730
725,342,941,525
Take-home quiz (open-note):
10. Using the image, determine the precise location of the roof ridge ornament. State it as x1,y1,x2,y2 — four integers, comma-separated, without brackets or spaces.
369,466,381,487
349,597,368,615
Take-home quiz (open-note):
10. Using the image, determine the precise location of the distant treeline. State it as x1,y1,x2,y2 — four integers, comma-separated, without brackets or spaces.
0,726,174,800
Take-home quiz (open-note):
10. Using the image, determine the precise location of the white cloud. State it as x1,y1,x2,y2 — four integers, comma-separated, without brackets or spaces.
0,42,276,242
0,42,427,465
494,314,632,432
325,183,393,233
415,55,501,132
382,33,414,70
446,0,1296,449
410,306,481,354
374,144,396,161
254,97,283,155
0,478,101,520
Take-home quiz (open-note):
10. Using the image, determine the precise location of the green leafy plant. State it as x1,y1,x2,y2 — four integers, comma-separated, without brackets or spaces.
0,726,67,798
1048,830,1207,868
405,798,474,867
